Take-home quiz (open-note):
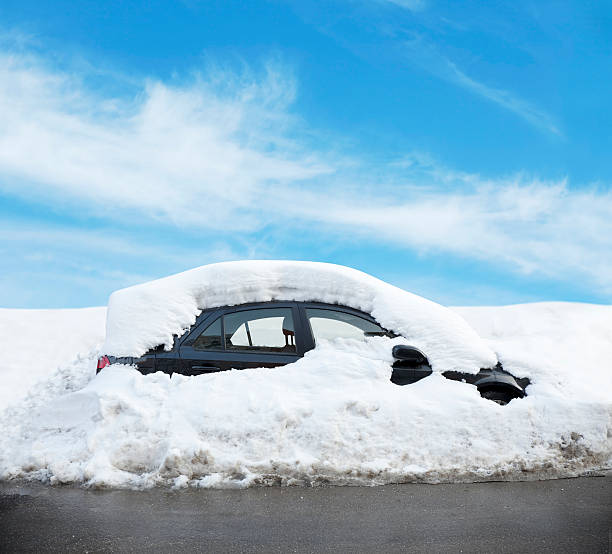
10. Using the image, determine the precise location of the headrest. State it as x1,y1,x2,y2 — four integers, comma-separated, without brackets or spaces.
282,316,294,333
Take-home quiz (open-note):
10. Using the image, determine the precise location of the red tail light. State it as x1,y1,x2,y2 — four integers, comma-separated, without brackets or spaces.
97,355,110,371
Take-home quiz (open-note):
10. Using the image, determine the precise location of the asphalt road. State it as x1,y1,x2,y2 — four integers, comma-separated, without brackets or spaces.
1,475,610,553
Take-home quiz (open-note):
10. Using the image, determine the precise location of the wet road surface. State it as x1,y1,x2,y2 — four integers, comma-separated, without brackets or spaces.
1,475,610,552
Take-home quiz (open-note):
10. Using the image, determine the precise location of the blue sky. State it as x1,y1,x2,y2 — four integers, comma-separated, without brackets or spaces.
0,0,611,308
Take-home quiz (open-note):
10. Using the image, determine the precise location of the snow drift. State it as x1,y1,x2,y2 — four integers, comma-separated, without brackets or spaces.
0,307,106,408
0,277,610,489
103,261,497,372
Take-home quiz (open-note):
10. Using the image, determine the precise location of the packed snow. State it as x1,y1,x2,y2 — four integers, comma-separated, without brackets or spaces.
0,277,610,489
104,261,497,372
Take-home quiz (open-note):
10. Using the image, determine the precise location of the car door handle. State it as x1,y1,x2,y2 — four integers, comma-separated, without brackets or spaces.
192,365,221,373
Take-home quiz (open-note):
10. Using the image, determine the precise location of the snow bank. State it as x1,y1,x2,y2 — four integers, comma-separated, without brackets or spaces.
0,307,106,409
104,261,497,372
454,302,612,391
0,301,610,488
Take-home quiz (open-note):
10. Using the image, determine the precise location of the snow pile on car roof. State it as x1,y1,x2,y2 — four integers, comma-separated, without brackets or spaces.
104,261,497,372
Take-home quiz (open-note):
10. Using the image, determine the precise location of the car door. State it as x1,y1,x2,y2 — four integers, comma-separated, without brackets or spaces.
178,302,305,375
298,302,432,385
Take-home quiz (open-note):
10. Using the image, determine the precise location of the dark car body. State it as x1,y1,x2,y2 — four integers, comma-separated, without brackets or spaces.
98,300,529,403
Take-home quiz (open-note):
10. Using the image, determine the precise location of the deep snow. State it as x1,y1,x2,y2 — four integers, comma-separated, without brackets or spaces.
0,302,610,489
0,307,106,408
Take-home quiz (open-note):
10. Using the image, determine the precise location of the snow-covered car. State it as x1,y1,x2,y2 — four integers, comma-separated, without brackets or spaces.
97,261,529,404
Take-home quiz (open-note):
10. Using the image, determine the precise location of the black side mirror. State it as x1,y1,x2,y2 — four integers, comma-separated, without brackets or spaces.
392,345,428,365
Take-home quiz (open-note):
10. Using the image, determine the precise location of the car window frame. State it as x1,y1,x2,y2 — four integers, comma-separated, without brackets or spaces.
175,300,394,360
180,302,307,357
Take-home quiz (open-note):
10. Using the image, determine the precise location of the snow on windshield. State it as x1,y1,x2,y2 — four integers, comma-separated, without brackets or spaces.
103,261,497,373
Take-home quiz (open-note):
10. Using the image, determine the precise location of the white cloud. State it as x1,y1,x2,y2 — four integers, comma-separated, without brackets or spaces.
287,167,612,294
0,53,331,229
0,50,610,297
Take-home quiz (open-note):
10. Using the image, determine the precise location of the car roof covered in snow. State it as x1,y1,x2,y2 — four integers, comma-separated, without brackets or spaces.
103,260,497,372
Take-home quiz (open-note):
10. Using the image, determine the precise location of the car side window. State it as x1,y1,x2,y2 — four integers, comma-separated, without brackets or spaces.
224,308,296,353
193,316,223,350
305,308,394,344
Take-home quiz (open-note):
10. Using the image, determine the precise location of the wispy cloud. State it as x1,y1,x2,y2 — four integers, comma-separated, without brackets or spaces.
293,5,561,137
0,49,609,299
0,219,249,307
402,37,562,136
442,58,561,136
